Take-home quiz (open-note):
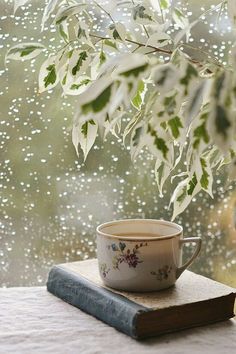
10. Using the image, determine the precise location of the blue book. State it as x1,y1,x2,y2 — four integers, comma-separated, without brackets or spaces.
47,259,235,339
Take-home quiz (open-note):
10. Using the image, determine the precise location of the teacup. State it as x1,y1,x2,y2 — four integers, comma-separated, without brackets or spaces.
96,219,202,292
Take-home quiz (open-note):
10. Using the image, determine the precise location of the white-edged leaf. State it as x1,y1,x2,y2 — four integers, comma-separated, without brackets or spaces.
74,21,94,48
174,20,198,45
6,43,45,61
130,122,146,161
68,50,91,78
123,112,141,146
185,80,207,126
152,63,180,93
14,0,30,13
155,159,172,197
38,55,59,93
133,4,155,24
172,8,189,29
107,22,126,41
63,75,91,96
58,21,69,43
41,0,60,31
132,80,146,110
170,174,201,220
55,4,87,25
227,0,236,28
72,119,98,161
146,32,171,48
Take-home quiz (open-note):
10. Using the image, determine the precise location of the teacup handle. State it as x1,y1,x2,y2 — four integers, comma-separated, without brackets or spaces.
176,237,202,279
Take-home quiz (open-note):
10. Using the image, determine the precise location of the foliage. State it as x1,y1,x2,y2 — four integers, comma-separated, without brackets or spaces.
6,0,236,219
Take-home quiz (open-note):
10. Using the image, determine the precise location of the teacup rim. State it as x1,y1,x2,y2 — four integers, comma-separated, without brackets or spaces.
96,218,183,241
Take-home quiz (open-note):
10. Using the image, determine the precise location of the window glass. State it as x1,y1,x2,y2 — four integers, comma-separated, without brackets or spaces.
1,0,236,287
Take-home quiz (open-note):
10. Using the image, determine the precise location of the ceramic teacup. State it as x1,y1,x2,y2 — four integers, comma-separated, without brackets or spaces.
96,219,202,292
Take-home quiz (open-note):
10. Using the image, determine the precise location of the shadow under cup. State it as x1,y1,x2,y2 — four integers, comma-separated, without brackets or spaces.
96,219,201,292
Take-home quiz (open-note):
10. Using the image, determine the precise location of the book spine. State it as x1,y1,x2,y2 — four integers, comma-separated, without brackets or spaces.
47,266,148,339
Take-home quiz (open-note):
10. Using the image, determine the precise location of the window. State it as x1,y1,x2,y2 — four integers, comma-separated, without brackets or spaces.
1,0,236,287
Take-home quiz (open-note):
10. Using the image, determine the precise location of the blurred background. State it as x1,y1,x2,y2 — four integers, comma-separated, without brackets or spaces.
0,0,236,287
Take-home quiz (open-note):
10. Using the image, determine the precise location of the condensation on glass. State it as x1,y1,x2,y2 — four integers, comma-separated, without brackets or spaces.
0,0,236,287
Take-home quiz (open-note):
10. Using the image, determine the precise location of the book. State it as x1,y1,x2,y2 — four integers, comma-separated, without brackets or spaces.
47,258,236,339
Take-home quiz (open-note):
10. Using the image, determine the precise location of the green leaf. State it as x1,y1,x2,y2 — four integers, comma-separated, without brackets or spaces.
72,51,88,76
132,126,143,147
81,120,96,138
103,39,118,50
43,64,57,88
6,43,44,60
180,64,198,94
168,116,183,139
70,79,91,91
200,158,209,189
82,85,112,114
193,113,209,149
187,173,197,195
99,51,106,66
163,93,177,115
177,186,187,203
133,5,153,22
215,105,231,139
109,24,121,40
121,64,148,78
132,81,145,109
148,124,169,159
59,23,68,42
160,0,169,9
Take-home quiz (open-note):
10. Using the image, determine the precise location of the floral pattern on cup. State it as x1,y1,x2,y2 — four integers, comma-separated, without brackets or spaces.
150,265,172,281
99,262,110,278
107,241,148,270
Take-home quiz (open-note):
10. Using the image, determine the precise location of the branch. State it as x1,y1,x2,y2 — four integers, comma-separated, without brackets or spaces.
90,34,221,72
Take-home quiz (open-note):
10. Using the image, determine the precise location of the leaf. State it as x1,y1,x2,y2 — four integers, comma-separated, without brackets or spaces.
132,81,146,110
58,22,69,43
174,20,198,45
192,113,210,151
38,56,59,93
41,0,60,31
72,120,98,160
172,8,189,29
200,158,209,190
120,64,148,78
44,64,57,88
146,32,171,48
75,21,94,48
170,175,201,220
71,51,88,76
76,76,113,119
227,0,236,28
84,85,112,114
55,4,86,25
103,39,118,50
160,0,170,10
70,79,91,91
14,0,30,13
180,63,198,95
152,64,179,93
147,124,169,160
185,80,207,125
167,116,183,139
108,23,126,41
6,43,44,61
155,159,172,197
133,4,155,24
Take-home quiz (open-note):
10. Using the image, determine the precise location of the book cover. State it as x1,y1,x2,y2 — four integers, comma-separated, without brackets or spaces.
47,259,236,339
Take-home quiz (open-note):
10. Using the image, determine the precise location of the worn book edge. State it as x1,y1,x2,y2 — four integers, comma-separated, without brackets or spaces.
47,260,236,339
